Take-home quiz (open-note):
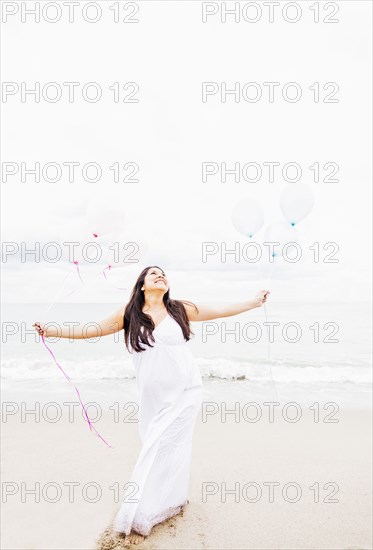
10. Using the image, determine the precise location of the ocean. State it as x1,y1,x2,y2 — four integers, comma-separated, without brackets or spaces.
1,302,372,407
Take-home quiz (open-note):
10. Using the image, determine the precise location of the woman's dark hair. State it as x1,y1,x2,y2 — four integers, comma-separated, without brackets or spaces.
123,266,198,353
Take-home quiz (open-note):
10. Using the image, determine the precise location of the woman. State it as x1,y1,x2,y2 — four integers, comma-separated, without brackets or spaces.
34,266,270,543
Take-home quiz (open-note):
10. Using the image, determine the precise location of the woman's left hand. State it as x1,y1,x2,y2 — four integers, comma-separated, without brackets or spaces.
255,290,270,307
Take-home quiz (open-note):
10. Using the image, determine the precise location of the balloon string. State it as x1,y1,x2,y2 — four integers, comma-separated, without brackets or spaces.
265,257,277,284
102,265,127,291
38,259,126,448
42,272,71,318
47,262,121,316
263,258,279,403
41,262,87,318
73,261,85,285
38,260,128,449
41,334,113,449
44,285,84,317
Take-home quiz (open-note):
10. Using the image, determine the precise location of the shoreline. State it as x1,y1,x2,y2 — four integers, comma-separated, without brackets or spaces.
2,376,372,410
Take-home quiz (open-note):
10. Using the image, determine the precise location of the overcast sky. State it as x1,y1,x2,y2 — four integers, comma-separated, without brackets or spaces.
1,1,371,305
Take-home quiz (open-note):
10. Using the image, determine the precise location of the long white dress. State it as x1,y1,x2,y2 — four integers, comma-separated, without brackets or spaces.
112,313,203,536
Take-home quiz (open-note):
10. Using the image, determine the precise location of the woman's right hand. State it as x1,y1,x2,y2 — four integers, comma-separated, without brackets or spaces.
33,322,47,337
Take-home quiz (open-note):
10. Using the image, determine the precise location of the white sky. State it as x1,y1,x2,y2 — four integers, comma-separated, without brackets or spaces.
1,1,371,304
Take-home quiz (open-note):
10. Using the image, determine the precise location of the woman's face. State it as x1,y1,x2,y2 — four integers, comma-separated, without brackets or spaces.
142,267,169,293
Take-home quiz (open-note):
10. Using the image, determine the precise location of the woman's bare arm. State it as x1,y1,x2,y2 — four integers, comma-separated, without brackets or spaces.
183,290,270,322
33,305,126,339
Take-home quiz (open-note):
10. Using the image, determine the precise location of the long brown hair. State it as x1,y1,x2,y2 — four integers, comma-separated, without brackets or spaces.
123,266,198,353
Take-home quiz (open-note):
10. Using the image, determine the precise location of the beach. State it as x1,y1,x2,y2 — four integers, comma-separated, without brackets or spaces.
1,301,372,548
1,378,372,550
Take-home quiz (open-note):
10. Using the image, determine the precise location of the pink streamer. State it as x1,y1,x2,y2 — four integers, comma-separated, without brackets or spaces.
102,264,111,279
39,237,127,448
73,261,85,285
102,264,127,291
41,334,113,449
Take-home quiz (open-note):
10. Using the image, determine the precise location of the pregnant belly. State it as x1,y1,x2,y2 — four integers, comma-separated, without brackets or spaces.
136,346,199,398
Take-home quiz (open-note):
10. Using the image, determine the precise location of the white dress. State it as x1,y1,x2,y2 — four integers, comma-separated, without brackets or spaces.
113,313,203,536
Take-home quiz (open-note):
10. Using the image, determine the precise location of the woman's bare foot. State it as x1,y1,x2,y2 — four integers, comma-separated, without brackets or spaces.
96,525,145,549
124,532,145,546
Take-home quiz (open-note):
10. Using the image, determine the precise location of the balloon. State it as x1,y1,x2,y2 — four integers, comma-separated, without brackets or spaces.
98,230,149,269
59,219,102,265
280,183,314,225
86,199,125,238
231,199,264,238
98,230,149,292
264,221,299,258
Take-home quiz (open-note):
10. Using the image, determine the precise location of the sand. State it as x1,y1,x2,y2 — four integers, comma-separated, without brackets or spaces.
1,380,372,550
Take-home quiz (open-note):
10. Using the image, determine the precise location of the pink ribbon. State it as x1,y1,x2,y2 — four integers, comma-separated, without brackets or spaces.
73,261,85,285
102,264,127,291
41,334,113,449
38,240,128,449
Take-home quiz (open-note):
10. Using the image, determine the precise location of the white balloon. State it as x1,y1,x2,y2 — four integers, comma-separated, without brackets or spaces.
231,199,264,238
99,229,149,268
59,220,102,265
86,199,125,237
264,221,299,258
280,183,314,225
